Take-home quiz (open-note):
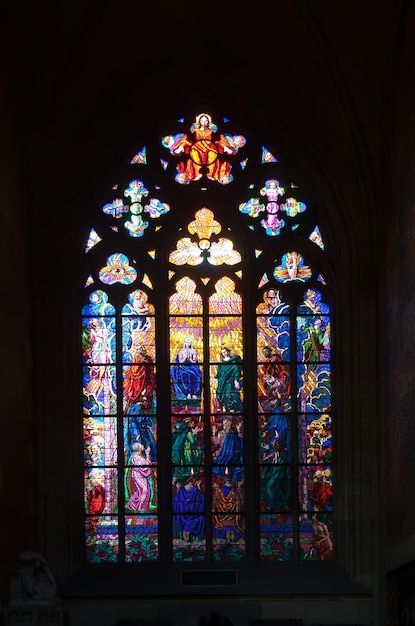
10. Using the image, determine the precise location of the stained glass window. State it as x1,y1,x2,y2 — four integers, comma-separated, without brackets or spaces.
82,110,333,564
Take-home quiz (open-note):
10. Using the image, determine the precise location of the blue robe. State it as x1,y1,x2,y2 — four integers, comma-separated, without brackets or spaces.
212,428,244,482
171,357,202,400
173,484,205,539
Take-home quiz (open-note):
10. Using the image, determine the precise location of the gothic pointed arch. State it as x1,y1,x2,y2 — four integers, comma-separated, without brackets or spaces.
81,108,333,566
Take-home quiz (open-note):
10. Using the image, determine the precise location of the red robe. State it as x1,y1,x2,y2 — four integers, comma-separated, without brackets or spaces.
124,356,155,410
87,484,104,533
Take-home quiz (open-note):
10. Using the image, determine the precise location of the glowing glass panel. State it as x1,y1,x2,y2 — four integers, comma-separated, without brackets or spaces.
162,113,246,185
82,290,115,316
82,107,331,565
309,225,325,250
85,228,102,252
169,277,203,314
124,456,157,514
122,180,170,237
298,413,332,464
261,146,278,163
130,147,147,165
208,315,243,362
210,357,243,414
173,468,206,562
212,468,245,560
299,513,333,561
102,198,128,218
211,415,244,471
125,518,158,562
171,417,204,470
259,514,293,561
170,209,241,266
259,461,292,512
170,320,204,411
86,515,119,563
124,414,157,463
258,414,291,462
99,253,137,285
239,179,308,237
84,417,116,466
209,277,242,314
281,197,306,217
274,252,312,283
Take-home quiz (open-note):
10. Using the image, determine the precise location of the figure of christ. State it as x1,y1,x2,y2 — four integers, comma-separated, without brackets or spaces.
167,113,237,184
